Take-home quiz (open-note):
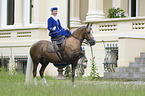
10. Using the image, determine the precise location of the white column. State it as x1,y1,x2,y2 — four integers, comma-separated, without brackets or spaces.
14,0,23,26
70,0,81,27
112,0,121,8
9,48,16,74
32,0,40,25
86,0,105,21
112,0,114,7
0,0,1,27
23,0,31,26
136,0,138,17
0,0,7,28
129,0,131,17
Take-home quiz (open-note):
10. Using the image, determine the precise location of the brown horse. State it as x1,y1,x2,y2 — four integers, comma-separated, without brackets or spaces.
25,24,96,85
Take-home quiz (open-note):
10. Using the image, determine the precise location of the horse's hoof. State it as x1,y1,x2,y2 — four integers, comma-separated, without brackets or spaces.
45,83,50,86
73,84,76,87
35,83,37,86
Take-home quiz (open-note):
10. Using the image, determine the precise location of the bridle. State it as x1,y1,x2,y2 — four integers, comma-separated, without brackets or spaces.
67,27,92,43
67,31,82,41
83,28,92,42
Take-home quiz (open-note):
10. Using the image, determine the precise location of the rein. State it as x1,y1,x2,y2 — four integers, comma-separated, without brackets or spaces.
66,30,82,41
66,28,89,42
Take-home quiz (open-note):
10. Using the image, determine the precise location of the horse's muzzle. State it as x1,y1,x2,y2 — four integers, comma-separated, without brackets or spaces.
89,39,96,46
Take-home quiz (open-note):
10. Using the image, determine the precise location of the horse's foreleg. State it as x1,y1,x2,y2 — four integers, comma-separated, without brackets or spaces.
71,63,77,86
34,77,37,85
40,63,48,85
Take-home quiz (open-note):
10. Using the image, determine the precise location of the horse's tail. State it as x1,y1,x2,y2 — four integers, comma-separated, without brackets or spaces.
25,49,33,84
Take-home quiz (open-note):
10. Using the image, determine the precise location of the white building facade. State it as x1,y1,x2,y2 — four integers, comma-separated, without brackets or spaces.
0,0,145,77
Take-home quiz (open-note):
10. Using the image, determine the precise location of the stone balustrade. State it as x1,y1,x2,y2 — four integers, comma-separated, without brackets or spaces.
84,17,145,76
0,26,48,47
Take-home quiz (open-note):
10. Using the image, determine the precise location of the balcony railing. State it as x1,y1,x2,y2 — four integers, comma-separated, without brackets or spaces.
85,17,145,71
85,17,145,35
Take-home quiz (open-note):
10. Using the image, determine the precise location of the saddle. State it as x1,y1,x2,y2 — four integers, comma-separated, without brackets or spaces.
46,36,84,63
47,36,67,62
47,38,66,53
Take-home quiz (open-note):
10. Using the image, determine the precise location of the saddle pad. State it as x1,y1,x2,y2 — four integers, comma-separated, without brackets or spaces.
47,39,66,53
52,36,65,45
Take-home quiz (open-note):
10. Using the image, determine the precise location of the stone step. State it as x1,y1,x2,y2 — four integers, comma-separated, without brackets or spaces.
104,52,145,81
127,77,145,81
129,62,145,67
135,58,145,64
140,53,145,58
115,67,145,73
104,72,145,79
104,73,145,81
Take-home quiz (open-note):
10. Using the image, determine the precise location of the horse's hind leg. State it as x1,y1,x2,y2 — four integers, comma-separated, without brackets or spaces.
33,61,39,85
40,63,49,84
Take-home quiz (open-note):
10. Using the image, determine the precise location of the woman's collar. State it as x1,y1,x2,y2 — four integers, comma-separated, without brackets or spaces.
51,15,58,21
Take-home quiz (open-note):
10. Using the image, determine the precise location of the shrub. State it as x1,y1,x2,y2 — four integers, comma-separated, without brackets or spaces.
89,46,100,80
64,65,71,79
107,7,126,18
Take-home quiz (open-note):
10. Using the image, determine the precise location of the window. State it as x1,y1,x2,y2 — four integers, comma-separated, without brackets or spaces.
7,0,15,25
0,56,9,72
131,0,136,17
14,56,27,74
129,0,138,17
30,0,34,24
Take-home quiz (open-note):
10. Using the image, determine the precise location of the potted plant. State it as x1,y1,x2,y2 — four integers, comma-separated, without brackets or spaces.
107,7,126,18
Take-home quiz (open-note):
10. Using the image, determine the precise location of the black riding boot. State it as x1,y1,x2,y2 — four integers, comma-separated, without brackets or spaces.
58,44,64,62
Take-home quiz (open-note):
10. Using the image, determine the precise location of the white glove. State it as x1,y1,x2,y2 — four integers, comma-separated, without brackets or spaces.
52,26,56,31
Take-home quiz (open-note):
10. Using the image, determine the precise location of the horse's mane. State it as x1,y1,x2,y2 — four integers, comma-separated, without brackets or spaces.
72,26,86,34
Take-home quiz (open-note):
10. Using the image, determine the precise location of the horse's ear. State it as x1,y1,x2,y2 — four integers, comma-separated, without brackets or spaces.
86,23,89,28
86,23,91,30
90,23,92,27
90,24,93,29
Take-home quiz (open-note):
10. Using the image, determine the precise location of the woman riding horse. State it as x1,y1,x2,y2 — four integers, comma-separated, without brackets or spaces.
25,24,96,85
47,7,71,61
25,7,96,85
48,7,71,39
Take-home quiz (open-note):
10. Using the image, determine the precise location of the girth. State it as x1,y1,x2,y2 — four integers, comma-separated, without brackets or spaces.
47,37,67,62
52,41,64,62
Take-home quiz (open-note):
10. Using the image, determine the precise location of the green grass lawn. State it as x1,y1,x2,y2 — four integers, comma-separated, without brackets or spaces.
0,73,145,96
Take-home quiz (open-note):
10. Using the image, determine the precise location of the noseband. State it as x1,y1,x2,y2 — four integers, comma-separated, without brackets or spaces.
83,28,92,42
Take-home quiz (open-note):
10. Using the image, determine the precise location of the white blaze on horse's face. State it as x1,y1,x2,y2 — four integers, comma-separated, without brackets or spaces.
85,24,96,46
85,24,93,39
87,24,90,30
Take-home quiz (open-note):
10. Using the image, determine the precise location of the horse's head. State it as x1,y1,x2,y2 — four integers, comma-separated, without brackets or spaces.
83,24,96,46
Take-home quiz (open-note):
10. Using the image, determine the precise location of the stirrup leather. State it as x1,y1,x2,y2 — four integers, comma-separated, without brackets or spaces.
58,44,64,62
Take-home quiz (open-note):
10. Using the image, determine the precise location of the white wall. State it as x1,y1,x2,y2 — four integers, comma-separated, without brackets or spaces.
139,0,145,16
103,0,112,18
